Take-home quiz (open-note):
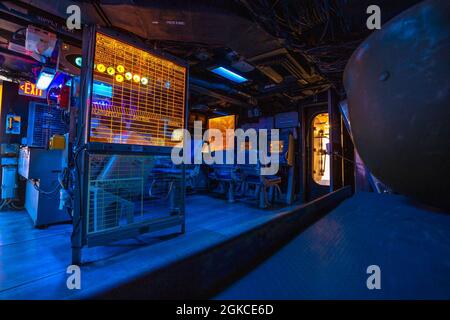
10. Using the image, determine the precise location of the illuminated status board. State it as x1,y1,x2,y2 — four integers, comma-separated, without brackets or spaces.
90,32,186,147
208,115,235,151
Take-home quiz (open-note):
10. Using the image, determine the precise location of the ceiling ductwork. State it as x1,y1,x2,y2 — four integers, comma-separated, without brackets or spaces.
248,48,323,86
15,0,282,58
0,0,333,108
0,0,421,112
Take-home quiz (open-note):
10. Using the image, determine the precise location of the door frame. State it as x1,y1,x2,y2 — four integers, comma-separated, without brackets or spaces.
303,104,330,202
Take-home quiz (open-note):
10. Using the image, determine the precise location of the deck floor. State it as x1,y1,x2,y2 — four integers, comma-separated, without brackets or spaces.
0,194,290,299
216,192,450,299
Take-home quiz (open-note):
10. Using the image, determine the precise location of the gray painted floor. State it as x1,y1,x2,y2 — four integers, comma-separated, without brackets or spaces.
0,194,286,299
216,192,450,299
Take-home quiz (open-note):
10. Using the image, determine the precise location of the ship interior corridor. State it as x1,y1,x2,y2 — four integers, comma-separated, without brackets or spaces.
0,0,449,300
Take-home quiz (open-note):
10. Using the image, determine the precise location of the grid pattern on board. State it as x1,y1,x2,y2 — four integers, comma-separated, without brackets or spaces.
90,32,186,147
87,153,183,234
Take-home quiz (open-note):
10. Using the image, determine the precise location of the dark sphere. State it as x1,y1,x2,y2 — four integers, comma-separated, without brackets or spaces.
344,0,450,210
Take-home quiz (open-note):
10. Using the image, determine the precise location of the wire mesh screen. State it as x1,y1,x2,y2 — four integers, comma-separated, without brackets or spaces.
90,32,186,147
27,102,68,148
87,153,183,234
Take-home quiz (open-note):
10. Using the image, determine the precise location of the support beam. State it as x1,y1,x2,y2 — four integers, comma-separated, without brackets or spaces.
328,89,344,192
190,83,253,108
342,120,355,192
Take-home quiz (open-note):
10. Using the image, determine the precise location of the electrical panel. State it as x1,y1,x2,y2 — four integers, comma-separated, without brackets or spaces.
1,143,19,200
1,167,17,199
5,114,21,135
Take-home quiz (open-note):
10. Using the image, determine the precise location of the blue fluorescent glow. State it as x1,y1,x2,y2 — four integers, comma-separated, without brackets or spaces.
75,56,82,67
36,68,56,90
93,81,112,98
210,67,248,83
92,99,112,109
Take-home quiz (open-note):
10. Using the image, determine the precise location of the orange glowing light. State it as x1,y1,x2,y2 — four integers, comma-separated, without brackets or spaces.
312,112,330,186
116,65,125,73
18,81,45,98
90,32,187,147
125,72,133,81
208,115,236,151
133,74,141,83
107,66,115,75
97,64,106,73
115,74,124,82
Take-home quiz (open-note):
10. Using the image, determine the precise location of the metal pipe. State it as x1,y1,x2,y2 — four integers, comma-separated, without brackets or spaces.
189,77,254,108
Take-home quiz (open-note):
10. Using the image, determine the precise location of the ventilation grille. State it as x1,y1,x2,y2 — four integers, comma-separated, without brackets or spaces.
27,102,67,148
90,33,186,147
248,48,322,85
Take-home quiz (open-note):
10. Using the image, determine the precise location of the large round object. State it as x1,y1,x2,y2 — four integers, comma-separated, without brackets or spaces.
344,0,450,210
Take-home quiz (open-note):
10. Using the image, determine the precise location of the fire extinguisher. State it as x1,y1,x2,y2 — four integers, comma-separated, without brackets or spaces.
58,85,70,110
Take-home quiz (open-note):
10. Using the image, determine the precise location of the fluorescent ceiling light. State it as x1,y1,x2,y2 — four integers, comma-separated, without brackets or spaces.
0,75,13,82
36,67,56,90
210,66,248,83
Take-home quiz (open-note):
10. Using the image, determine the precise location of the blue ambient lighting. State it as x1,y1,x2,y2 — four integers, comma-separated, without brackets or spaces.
93,81,113,98
210,67,248,83
36,68,56,90
92,99,111,109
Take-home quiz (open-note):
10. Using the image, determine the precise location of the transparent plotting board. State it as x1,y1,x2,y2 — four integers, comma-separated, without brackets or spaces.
86,153,183,234
90,33,186,147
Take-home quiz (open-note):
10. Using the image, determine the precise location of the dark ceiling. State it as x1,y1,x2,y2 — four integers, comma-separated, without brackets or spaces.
0,0,422,116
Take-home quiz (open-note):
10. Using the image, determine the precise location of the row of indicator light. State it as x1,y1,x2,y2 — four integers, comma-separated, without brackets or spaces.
96,63,150,85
